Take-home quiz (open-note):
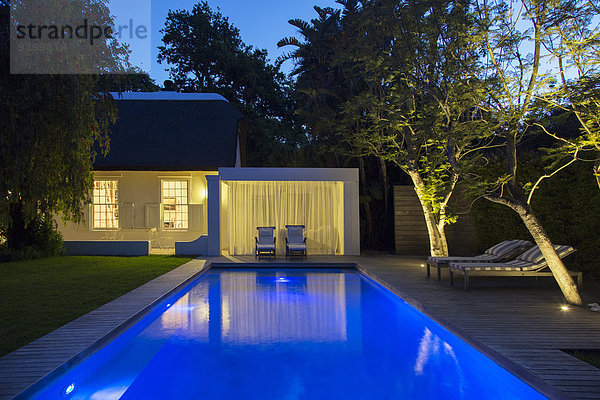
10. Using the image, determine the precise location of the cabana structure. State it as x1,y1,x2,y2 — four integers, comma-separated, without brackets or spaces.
177,167,360,256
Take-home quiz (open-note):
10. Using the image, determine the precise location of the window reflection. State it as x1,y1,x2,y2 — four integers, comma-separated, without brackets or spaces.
156,271,351,345
159,281,210,341
220,272,348,344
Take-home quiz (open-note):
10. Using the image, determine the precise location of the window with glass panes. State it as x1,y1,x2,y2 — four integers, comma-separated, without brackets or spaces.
93,180,119,229
161,180,188,229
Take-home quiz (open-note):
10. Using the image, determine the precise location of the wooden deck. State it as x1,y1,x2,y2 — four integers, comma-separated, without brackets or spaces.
1,255,599,399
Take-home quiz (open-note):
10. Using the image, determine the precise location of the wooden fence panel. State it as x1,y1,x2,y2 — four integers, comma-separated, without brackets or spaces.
393,186,479,256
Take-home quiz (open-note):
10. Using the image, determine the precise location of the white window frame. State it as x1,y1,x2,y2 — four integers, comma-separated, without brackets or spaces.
161,179,189,230
92,180,119,230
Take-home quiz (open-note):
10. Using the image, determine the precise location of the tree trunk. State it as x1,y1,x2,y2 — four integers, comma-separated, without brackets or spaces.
6,201,26,250
516,206,583,306
359,157,374,248
486,196,583,306
378,157,389,244
407,170,449,257
594,159,600,191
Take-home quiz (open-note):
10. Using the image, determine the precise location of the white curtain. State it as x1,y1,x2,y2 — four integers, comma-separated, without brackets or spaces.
223,181,344,255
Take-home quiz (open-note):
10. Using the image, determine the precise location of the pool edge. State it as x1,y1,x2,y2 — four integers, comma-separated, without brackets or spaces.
355,264,572,400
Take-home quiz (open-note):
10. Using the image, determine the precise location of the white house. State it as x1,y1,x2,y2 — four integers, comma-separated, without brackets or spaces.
59,92,360,257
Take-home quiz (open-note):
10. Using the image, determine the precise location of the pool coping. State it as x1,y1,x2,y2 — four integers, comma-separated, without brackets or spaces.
2,260,572,400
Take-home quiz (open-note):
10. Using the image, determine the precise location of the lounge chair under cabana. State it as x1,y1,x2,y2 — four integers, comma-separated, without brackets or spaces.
427,239,533,280
448,244,582,291
255,226,276,260
285,225,307,259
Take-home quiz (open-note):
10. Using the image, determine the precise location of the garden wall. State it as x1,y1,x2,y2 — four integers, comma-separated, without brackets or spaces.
393,186,478,256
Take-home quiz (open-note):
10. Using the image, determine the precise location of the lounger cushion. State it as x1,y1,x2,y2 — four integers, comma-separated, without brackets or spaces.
429,254,496,263
517,244,574,264
450,244,575,272
429,239,532,263
288,244,307,251
452,263,527,271
486,239,532,256
257,244,275,251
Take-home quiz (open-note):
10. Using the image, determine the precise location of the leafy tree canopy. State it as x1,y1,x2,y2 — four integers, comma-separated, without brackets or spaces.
0,0,125,250
158,2,306,165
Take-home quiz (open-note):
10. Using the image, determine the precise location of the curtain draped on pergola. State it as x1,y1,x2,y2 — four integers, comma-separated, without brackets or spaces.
222,181,344,255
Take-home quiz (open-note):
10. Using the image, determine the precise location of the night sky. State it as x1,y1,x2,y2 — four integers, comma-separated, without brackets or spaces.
137,0,340,84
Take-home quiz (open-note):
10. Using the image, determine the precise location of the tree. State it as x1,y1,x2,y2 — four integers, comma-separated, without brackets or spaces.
537,0,600,191
0,0,122,251
281,0,489,256
96,71,160,92
467,0,588,304
158,2,303,166
278,4,395,248
277,5,346,163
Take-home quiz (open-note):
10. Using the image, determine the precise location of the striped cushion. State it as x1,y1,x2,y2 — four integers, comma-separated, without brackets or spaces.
516,246,544,263
451,244,575,272
457,264,524,271
484,240,512,255
429,254,496,263
485,239,532,257
516,244,574,264
429,239,532,263
450,259,531,271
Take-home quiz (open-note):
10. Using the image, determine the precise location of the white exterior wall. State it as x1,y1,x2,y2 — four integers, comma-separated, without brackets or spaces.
58,171,217,243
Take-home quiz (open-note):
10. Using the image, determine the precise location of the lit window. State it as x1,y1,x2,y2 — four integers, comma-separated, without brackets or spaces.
161,180,188,229
93,180,119,229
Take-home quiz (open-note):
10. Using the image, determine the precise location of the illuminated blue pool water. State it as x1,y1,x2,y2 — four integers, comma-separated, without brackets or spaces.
30,268,547,399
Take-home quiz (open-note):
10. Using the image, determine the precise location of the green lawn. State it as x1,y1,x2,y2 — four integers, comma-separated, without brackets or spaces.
0,255,193,357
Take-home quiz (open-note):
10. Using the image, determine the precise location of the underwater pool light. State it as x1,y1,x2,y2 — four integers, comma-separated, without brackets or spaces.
65,383,75,395
276,277,290,283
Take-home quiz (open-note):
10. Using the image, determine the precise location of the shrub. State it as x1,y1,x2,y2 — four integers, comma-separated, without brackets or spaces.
0,214,63,262
471,162,600,278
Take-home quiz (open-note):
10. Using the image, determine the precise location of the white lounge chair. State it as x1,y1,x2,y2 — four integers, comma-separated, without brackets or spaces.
285,225,307,259
255,226,276,260
449,244,582,291
427,239,533,280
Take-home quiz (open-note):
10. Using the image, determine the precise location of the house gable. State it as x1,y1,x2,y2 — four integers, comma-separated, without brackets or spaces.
94,93,245,171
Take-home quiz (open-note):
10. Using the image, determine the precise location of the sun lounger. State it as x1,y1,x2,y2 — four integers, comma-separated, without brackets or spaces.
449,244,582,291
427,240,533,280
285,225,307,259
255,226,276,260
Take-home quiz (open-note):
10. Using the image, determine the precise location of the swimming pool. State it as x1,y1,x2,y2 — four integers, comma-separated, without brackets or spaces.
27,268,547,399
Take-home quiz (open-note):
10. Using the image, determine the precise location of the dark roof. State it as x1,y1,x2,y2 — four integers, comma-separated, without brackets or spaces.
94,98,244,171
